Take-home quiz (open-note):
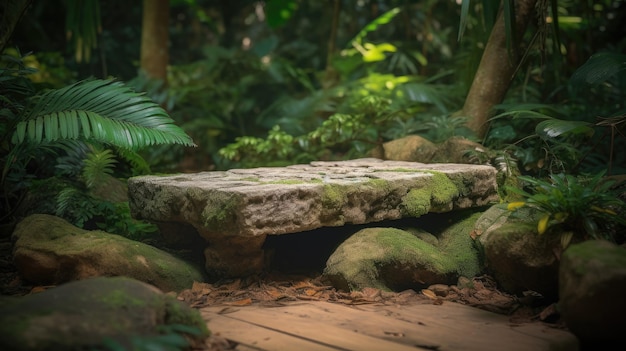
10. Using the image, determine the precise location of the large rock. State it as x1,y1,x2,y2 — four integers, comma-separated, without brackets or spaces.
559,240,626,346
12,214,205,292
128,158,499,278
0,276,210,351
475,204,561,300
383,135,437,162
323,210,483,291
430,136,487,164
382,136,487,164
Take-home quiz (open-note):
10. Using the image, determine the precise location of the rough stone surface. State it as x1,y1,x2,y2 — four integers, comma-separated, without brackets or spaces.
323,210,484,291
559,240,626,346
0,276,209,351
128,159,498,278
476,204,562,300
12,214,205,292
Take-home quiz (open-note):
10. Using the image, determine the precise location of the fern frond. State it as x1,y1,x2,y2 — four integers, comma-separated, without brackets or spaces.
56,186,99,227
82,147,117,189
13,79,195,150
115,147,151,176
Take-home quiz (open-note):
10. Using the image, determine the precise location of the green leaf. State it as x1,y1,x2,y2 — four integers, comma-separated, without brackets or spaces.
569,52,626,87
458,0,470,41
535,119,594,139
265,0,298,28
14,79,195,150
82,147,117,189
349,7,401,46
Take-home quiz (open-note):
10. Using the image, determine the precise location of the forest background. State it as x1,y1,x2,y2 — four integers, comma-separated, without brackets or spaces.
1,0,625,240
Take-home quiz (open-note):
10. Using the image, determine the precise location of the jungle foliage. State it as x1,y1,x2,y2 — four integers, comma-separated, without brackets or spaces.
2,0,626,241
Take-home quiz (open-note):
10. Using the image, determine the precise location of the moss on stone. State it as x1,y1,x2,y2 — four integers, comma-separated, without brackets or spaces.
200,191,241,231
162,297,211,336
365,178,391,191
265,179,307,185
325,227,460,291
437,211,483,277
0,277,210,351
563,241,626,276
400,171,459,217
427,171,459,205
321,184,346,210
239,176,260,182
374,228,455,271
100,289,145,308
401,188,432,217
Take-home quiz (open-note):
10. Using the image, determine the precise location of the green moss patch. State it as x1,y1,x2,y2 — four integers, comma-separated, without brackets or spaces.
200,190,242,231
401,171,459,217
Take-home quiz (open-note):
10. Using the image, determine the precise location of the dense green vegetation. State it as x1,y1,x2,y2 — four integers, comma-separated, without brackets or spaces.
1,0,625,243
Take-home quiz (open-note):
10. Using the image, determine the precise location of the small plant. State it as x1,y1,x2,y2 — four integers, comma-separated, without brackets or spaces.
507,171,626,248
218,95,397,167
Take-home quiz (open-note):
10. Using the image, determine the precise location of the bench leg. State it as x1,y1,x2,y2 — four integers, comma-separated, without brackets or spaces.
203,234,267,279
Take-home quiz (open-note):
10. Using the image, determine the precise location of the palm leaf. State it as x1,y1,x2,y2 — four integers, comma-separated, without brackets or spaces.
569,52,626,87
13,79,195,150
535,118,594,139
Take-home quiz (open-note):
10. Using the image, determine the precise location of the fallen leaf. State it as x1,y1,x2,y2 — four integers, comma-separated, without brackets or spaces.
362,287,381,299
304,289,318,296
539,303,559,321
265,287,285,299
297,294,319,301
291,280,313,290
470,229,482,240
228,298,253,306
191,281,212,296
220,279,242,291
421,289,437,299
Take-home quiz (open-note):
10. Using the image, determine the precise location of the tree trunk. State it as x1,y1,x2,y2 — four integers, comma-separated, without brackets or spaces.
461,0,537,139
0,0,33,53
140,0,169,83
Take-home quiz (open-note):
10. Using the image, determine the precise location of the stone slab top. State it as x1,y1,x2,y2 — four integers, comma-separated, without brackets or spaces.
128,158,499,240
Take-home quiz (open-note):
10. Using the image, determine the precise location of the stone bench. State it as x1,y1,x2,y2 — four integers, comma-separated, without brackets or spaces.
128,158,499,278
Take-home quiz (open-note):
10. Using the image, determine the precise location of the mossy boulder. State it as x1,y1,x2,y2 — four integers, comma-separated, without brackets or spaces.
559,240,626,346
476,204,561,300
323,211,483,291
0,276,210,351
12,214,205,292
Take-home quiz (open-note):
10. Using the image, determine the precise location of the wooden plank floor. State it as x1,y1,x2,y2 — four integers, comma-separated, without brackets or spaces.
200,300,579,351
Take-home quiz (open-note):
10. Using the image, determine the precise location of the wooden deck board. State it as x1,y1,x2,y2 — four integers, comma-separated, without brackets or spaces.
201,311,338,351
202,305,426,351
200,301,579,351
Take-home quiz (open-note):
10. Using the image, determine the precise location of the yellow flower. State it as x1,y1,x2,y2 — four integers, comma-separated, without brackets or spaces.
590,205,617,215
507,202,525,211
538,214,550,235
